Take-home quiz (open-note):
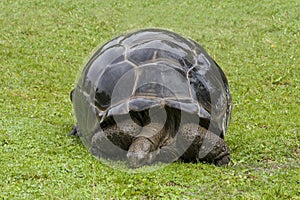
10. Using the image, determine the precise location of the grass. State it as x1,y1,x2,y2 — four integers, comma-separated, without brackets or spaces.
0,0,299,199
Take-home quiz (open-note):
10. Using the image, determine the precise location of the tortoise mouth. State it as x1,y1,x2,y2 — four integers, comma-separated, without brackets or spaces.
102,97,211,120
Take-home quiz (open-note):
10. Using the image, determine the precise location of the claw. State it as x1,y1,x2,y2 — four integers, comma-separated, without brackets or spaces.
69,125,79,136
213,154,230,166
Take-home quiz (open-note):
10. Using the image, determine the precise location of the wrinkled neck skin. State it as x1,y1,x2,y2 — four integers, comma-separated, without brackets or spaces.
111,107,181,168
96,105,194,168
120,121,166,168
136,123,166,147
131,107,182,146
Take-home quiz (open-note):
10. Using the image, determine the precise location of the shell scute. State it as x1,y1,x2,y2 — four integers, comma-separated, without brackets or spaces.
95,61,136,110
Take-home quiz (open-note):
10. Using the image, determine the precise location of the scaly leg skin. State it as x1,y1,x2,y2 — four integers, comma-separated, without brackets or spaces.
180,123,230,166
157,123,230,166
90,121,141,161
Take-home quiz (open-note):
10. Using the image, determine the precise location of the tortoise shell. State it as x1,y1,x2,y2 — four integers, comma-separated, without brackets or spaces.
72,28,232,147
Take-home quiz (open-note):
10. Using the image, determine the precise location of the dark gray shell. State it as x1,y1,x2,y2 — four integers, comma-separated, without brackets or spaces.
72,28,232,145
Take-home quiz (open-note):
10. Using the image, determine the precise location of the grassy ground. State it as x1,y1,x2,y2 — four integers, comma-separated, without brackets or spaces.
1,0,299,199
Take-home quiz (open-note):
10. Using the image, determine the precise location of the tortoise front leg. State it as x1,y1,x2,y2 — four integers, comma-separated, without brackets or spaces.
90,127,130,160
157,123,230,166
179,123,230,166
90,121,140,160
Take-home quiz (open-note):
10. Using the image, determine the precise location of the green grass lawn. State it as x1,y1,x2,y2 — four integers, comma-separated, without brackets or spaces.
1,0,299,199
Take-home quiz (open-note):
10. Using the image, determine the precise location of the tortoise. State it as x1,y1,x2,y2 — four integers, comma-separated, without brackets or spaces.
70,28,232,168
